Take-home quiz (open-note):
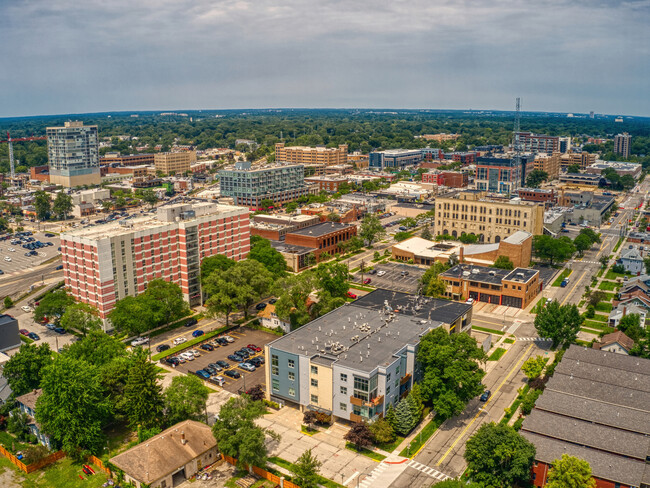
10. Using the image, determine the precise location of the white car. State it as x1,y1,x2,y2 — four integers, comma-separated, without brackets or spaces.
190,349,201,357
8,248,15,252
4,257,11,262
21,305,32,313
466,298,475,304
222,335,235,343
180,352,195,361
377,270,387,277
131,336,149,347
172,337,188,346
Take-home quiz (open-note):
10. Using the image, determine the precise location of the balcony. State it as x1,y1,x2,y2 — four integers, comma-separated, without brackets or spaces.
350,413,363,423
400,373,412,386
350,395,384,408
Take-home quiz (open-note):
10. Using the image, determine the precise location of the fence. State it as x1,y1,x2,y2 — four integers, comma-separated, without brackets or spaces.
87,455,112,476
0,444,66,473
223,454,300,488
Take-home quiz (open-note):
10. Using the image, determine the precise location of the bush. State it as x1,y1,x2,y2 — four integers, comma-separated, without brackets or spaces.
369,418,396,445
612,263,626,274
22,445,49,464
584,305,595,318
513,417,524,431
520,389,543,415
3,297,13,309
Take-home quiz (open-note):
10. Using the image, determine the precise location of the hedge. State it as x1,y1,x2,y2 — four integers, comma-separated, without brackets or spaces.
151,324,235,361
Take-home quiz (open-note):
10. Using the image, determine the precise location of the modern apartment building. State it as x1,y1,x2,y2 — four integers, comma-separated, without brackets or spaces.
614,133,631,158
514,132,559,155
60,202,250,323
154,151,197,175
475,155,534,193
559,151,597,171
275,143,348,166
47,121,101,187
218,162,309,208
369,150,422,170
265,289,472,422
434,191,545,243
533,153,561,179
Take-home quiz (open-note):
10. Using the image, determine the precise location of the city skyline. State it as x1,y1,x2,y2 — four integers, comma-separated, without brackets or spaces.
1,0,649,117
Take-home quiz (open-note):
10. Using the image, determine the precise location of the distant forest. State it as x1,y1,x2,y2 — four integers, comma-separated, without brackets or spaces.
1,109,649,174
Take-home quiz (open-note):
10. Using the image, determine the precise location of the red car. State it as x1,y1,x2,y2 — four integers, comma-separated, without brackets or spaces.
346,292,357,299
19,329,30,336
363,278,372,285
247,344,262,353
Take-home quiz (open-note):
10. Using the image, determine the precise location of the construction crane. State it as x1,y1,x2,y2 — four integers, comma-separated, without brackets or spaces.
0,131,47,179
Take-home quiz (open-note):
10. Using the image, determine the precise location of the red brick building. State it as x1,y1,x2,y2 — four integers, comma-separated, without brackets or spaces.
422,171,469,188
30,166,50,182
284,222,356,260
517,188,556,205
304,175,349,193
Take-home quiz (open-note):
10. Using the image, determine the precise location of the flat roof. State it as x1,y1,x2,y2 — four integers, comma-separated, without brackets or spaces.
288,222,354,238
441,264,538,285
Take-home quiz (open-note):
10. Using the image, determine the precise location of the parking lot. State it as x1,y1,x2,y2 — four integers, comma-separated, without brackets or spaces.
0,232,61,276
353,261,426,294
164,328,277,394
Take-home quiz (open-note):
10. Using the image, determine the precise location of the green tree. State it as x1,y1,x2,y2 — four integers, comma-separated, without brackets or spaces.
3,343,52,396
384,404,397,430
60,302,102,336
578,228,600,245
464,423,536,488
36,356,111,457
368,417,395,445
417,328,487,418
525,169,549,187
567,164,581,174
573,233,593,256
394,231,412,242
34,289,75,323
459,233,478,244
140,189,159,208
359,214,385,246
123,354,163,429
144,279,190,326
3,296,13,309
327,212,341,222
421,226,432,240
425,276,447,298
260,198,275,209
33,190,51,221
227,259,274,318
314,262,349,298
534,301,583,349
64,329,127,367
164,375,210,425
630,325,650,358
273,272,317,328
492,255,514,270
200,254,235,282
249,235,287,277
617,313,644,341
419,261,449,292
285,202,298,213
203,273,240,326
587,290,607,307
293,449,322,488
212,395,277,468
533,235,576,265
108,295,158,336
393,399,418,435
546,454,596,488
521,355,547,380
52,192,73,220
344,422,373,451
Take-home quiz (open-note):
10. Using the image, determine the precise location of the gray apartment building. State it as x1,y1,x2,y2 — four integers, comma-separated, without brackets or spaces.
219,161,309,208
0,315,20,352
369,150,423,171
264,289,472,423
47,121,100,187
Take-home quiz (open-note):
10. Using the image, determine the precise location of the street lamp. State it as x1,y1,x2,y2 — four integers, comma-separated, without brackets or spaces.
357,470,374,488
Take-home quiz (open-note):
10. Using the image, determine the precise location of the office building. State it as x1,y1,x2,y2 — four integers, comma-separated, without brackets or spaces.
558,137,571,153
522,345,650,488
219,162,309,208
422,171,469,188
475,155,534,193
558,173,604,186
514,132,559,155
614,133,631,158
154,151,197,175
369,150,422,171
433,191,544,243
533,153,561,179
440,264,541,308
517,188,556,206
47,121,100,187
559,151,597,171
60,202,250,323
586,161,642,179
101,153,155,167
275,143,348,166
264,289,472,422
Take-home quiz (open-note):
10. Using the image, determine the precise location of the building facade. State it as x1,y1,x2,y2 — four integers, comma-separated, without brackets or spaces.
154,151,197,175
369,150,422,170
101,153,155,167
559,151,597,171
218,162,309,208
514,132,559,154
614,133,631,158
60,203,249,322
475,156,534,193
516,188,556,205
533,153,561,179
284,222,357,260
47,121,101,187
434,191,544,243
422,171,469,188
275,143,348,166
0,314,20,352
304,175,350,193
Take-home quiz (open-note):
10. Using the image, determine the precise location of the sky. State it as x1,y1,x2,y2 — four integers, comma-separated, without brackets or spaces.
1,0,649,117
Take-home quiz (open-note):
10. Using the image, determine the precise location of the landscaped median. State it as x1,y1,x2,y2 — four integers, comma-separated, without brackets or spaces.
398,415,445,457
551,269,572,287
151,323,236,362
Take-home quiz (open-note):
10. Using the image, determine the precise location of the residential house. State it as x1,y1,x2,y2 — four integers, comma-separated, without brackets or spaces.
257,303,291,333
14,389,51,448
608,300,647,328
617,245,645,274
593,330,635,355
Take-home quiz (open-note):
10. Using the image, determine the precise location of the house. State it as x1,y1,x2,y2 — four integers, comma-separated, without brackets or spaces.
593,330,635,355
608,301,647,328
257,303,291,333
0,314,21,352
617,245,645,274
0,375,12,406
110,420,219,488
14,389,51,448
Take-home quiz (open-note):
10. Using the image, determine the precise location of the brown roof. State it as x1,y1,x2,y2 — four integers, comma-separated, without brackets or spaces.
109,420,217,484
594,330,635,352
16,389,42,411
257,303,276,320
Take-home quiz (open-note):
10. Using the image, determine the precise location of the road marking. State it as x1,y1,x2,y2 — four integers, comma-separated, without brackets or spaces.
436,343,534,466
344,472,359,486
407,460,450,480
560,270,587,306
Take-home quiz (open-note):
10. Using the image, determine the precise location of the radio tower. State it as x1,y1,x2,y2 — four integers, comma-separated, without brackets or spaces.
513,97,522,157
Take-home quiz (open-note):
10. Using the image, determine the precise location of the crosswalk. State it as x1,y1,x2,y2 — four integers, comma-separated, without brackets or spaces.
517,337,552,342
359,462,388,488
405,460,450,481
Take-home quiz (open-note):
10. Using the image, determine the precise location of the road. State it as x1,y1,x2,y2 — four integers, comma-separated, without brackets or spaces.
0,259,62,300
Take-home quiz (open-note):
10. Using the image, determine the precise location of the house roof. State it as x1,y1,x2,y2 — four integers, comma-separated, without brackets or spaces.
16,389,42,411
257,303,276,320
109,420,217,484
594,330,635,352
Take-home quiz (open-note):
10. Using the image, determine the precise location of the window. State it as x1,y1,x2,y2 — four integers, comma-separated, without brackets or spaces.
311,378,318,387
272,354,278,366
387,373,391,381
288,388,295,397
311,394,318,404
272,379,279,391
288,372,295,381
340,386,347,394
387,385,391,394
288,359,295,368
395,379,398,387
161,481,167,488
340,402,347,411
272,366,279,375
396,365,400,375
311,365,318,374
340,373,348,382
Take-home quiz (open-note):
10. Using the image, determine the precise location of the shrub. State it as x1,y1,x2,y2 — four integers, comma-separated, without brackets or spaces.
584,305,595,318
521,389,543,415
22,445,49,465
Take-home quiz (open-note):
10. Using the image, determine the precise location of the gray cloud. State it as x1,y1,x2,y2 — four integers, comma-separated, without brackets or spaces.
1,0,648,116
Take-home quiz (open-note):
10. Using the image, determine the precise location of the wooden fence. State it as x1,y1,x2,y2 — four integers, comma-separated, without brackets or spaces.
223,454,300,488
87,455,112,476
0,444,65,473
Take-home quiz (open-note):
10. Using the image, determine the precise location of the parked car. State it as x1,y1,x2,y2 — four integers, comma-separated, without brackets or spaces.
19,329,30,336
195,370,211,379
185,317,197,327
255,302,267,310
377,270,387,276
4,257,11,262
53,327,66,334
180,352,195,361
268,298,278,304
156,344,171,353
165,357,180,366
480,390,492,402
173,337,187,345
239,362,256,372
190,349,201,357
55,265,64,270
200,343,214,352
400,270,409,276
222,335,235,343
215,337,229,346
346,292,357,299
247,344,262,352
224,370,241,379
249,357,263,368
211,375,226,386
27,332,40,341
44,233,55,237
466,298,474,304
46,323,57,330
228,354,243,362
363,278,371,284
398,226,408,231
131,337,149,347
236,349,250,359
192,330,204,338
216,360,230,368
208,363,222,372
368,269,377,275
21,305,32,313
0,270,4,275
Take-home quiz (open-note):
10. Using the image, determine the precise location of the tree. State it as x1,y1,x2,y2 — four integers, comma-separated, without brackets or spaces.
327,212,341,222
420,226,432,240
3,296,13,309
630,325,650,358
533,235,576,265
246,384,265,402
435,480,481,488
60,302,102,336
3,343,52,396
546,454,597,488
578,228,600,245
617,313,644,342
226,260,274,318
417,328,487,418
36,356,111,457
344,422,373,451
534,301,583,349
52,192,73,220
315,262,349,298
567,164,581,174
573,233,593,256
420,261,449,293
273,272,317,329
526,169,549,187
521,355,547,380
164,375,209,425
285,202,298,213
101,200,113,213
260,198,275,209
293,449,322,488
369,417,395,445
65,329,127,366
34,289,75,323
33,190,51,221
459,233,478,244
587,290,606,307
600,255,610,268
359,214,385,246
303,410,318,430
394,231,411,242
212,395,277,468
144,279,190,326
124,354,164,429
201,254,235,282
492,255,514,270
8,409,32,442
393,399,418,435
108,295,158,336
249,235,287,277
140,189,159,208
464,423,536,488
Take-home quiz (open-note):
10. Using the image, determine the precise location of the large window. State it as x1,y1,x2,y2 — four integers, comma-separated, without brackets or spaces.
288,359,295,368
272,355,278,366
288,372,295,381
353,376,369,401
311,366,318,374
272,379,279,392
311,378,318,387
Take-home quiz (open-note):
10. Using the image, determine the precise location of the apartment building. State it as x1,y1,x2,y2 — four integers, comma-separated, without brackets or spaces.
516,188,556,206
47,121,101,187
60,202,250,323
614,133,631,158
275,143,348,166
100,153,155,167
475,155,534,193
154,151,197,175
265,289,472,422
514,132,559,154
422,171,469,188
304,175,349,193
559,151,597,171
440,264,540,308
218,161,309,208
369,149,422,170
533,153,561,179
434,191,544,243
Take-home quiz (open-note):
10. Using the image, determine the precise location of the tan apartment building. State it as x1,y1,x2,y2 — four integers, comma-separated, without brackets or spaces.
560,151,597,171
154,151,197,175
533,152,561,179
275,143,348,166
434,191,544,244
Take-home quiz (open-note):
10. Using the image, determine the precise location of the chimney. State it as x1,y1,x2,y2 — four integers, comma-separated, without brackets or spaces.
181,431,187,445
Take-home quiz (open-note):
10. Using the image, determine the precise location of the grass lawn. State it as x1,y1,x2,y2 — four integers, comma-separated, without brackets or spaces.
583,320,615,333
268,457,345,488
399,415,445,457
0,457,109,488
581,327,603,335
613,237,624,253
595,302,613,313
605,270,632,281
504,338,515,344
552,269,572,287
597,268,605,278
374,435,405,453
0,431,32,453
488,347,507,361
589,313,609,322
345,443,386,461
471,326,505,336
598,281,620,291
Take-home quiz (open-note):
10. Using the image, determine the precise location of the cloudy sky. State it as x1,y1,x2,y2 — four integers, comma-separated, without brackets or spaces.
1,0,649,117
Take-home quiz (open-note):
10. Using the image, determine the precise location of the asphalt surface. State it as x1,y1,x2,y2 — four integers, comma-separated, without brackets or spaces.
353,262,425,294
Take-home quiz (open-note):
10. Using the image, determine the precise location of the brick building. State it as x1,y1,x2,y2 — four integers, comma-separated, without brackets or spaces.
154,151,197,175
422,171,468,188
275,143,348,166
304,175,349,193
517,188,556,205
29,166,50,182
284,222,356,260
100,153,155,167
533,153,561,179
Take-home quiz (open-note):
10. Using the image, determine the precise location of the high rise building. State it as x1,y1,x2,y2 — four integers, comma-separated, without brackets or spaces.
514,132,559,155
275,143,348,166
154,151,197,175
219,162,309,208
475,155,534,193
558,137,571,153
614,133,631,158
368,149,422,170
47,121,100,187
60,202,250,323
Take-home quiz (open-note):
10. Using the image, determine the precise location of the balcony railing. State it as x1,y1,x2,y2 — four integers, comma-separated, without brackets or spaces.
400,373,412,386
350,413,363,423
350,395,384,408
